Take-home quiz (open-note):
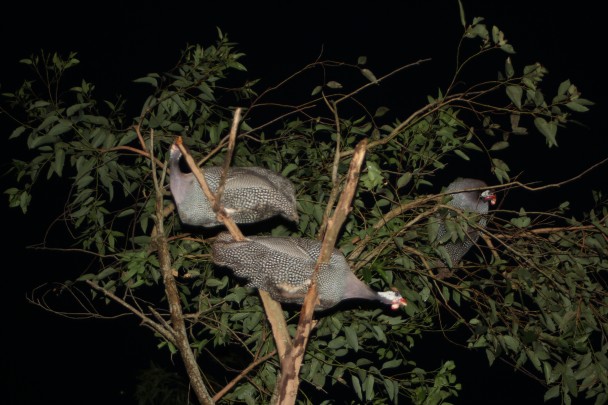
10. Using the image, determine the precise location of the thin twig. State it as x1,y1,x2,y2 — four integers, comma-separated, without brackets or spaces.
214,108,242,213
212,350,277,402
134,124,148,152
85,280,176,344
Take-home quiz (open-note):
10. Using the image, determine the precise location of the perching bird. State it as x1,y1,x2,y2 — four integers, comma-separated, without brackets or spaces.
211,232,407,311
169,143,299,227
434,178,496,276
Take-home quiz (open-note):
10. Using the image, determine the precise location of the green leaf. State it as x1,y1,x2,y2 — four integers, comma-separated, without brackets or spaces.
81,115,110,126
372,325,387,343
506,85,523,109
501,44,516,54
66,102,93,116
490,141,509,151
463,142,483,151
374,106,389,118
29,100,51,109
364,374,375,401
133,76,158,87
9,126,26,139
381,359,402,370
458,0,466,27
465,22,489,40
510,216,530,228
54,146,65,177
96,266,118,280
557,79,571,96
360,68,378,84
534,117,558,147
505,57,514,78
563,367,578,396
281,163,298,177
206,277,227,288
311,85,323,96
454,149,470,161
565,101,589,112
492,158,511,182
544,385,560,401
326,81,343,89
76,175,94,190
384,378,395,401
328,336,345,349
352,375,363,401
361,161,383,189
28,134,56,149
396,172,412,189
344,326,359,352
47,120,72,137
502,335,520,352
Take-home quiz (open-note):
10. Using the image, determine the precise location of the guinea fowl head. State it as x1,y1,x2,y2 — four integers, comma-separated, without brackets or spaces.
480,189,497,206
376,291,408,310
168,143,189,204
341,271,407,310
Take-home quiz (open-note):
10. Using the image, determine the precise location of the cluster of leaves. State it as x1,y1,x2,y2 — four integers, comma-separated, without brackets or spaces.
2,10,606,405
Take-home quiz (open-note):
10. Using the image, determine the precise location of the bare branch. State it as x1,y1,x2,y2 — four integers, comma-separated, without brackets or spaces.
212,350,277,402
214,108,242,213
84,280,176,344
277,138,368,404
175,112,293,398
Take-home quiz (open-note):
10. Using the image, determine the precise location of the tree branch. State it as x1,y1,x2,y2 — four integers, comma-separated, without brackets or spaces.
151,135,214,404
212,350,277,402
276,138,368,404
175,109,292,400
84,280,176,345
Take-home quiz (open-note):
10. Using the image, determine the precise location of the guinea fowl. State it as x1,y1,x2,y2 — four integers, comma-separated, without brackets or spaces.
211,232,407,311
169,143,299,227
434,177,496,276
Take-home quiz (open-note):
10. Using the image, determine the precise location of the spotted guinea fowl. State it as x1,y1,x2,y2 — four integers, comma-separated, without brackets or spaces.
169,143,299,227
434,178,496,276
211,232,407,311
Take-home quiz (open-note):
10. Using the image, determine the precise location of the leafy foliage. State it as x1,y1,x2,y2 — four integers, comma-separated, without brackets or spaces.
2,11,606,405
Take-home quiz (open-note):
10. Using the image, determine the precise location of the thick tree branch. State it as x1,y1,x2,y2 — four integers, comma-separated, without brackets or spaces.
151,139,214,404
276,138,368,404
175,109,292,400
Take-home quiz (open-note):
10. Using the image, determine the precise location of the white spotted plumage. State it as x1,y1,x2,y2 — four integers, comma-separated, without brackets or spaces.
212,233,407,311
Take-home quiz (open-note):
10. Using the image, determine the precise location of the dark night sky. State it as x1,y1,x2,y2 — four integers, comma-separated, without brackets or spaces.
2,2,606,404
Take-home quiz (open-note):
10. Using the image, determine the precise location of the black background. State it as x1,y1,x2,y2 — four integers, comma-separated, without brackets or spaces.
2,2,606,404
